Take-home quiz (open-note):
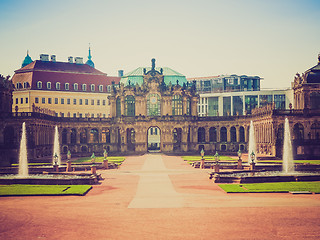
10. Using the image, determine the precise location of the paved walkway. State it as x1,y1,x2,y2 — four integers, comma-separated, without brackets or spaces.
1,154,320,240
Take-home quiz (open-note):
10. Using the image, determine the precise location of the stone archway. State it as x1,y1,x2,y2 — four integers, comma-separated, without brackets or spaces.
147,126,161,152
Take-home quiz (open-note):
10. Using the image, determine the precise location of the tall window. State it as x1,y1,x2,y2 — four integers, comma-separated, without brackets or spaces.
230,127,237,142
245,95,258,114
116,97,121,117
70,129,77,144
274,95,285,109
90,129,99,143
23,82,29,88
293,123,304,140
90,84,95,92
37,81,42,89
74,83,78,91
147,94,160,116
198,127,205,143
220,127,227,142
125,95,135,116
99,85,103,92
209,127,217,142
65,83,69,90
310,93,320,110
186,98,191,115
47,82,51,89
233,96,243,116
82,84,87,91
172,95,182,115
223,97,231,116
239,126,245,142
56,82,60,90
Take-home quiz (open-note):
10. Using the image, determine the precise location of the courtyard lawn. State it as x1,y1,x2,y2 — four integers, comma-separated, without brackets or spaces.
0,185,92,196
219,182,320,193
182,155,235,165
72,156,125,165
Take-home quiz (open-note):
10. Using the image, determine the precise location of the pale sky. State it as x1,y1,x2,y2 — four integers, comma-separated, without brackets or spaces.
0,0,319,89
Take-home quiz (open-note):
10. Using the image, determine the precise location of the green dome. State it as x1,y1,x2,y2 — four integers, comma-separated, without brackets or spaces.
120,67,187,86
21,51,33,68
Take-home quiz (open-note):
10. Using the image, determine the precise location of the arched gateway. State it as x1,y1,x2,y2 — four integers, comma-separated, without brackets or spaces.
147,127,161,152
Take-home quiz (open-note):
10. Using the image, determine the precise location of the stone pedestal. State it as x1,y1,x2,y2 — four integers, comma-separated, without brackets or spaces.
237,159,243,169
214,164,220,173
250,162,256,171
54,165,59,172
91,165,97,174
103,159,109,169
200,159,205,169
66,160,72,172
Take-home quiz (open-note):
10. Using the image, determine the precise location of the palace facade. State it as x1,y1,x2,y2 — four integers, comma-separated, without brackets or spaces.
0,55,320,166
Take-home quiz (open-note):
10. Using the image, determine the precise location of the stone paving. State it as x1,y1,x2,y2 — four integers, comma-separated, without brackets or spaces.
1,154,320,239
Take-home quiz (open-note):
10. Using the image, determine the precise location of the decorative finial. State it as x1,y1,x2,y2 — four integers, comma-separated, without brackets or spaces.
151,58,156,70
88,43,92,60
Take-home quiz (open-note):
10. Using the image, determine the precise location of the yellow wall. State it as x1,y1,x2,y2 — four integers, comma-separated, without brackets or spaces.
13,90,111,118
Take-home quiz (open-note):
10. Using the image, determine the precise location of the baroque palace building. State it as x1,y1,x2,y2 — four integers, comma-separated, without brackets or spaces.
0,55,320,166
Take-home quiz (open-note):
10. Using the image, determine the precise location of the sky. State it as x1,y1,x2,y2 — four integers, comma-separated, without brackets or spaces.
0,0,319,89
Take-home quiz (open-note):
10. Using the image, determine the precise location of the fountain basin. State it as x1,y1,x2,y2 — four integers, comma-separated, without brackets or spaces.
0,173,100,185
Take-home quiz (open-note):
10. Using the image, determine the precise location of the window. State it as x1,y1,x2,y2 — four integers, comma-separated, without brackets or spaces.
73,99,76,105
25,98,28,104
245,95,258,114
61,98,64,104
260,95,273,108
220,127,227,142
79,99,82,105
67,99,70,104
85,99,88,105
208,97,218,116
37,81,42,89
42,98,45,104
116,97,121,117
74,83,78,91
274,94,286,110
16,83,20,89
125,95,135,116
35,97,39,103
90,84,95,92
23,82,28,88
107,85,111,92
97,100,100,105
99,85,103,92
79,113,82,118
233,96,243,116
172,95,182,115
48,98,52,104
147,94,160,116
102,100,106,105
20,98,23,104
56,82,60,90
61,113,64,117
230,127,237,142
65,83,69,90
47,82,51,89
91,99,94,105
73,113,77,118
186,98,191,115
16,98,18,104
82,84,87,91
55,98,58,104
223,97,231,116
209,127,217,142
198,127,205,143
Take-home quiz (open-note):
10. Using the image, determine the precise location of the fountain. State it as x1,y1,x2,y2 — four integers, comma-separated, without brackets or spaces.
282,118,294,173
53,125,61,166
18,122,29,177
248,121,256,163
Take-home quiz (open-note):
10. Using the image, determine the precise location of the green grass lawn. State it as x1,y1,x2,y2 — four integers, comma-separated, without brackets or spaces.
72,156,125,165
0,185,92,196
219,182,320,193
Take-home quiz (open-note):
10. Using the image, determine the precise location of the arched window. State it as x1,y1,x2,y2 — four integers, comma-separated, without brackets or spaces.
310,92,320,110
16,83,20,89
116,97,121,117
293,123,304,140
47,82,51,89
23,82,29,88
56,82,60,90
90,129,99,143
186,98,191,115
90,84,95,92
70,128,77,144
82,84,87,91
172,95,182,115
239,126,245,142
80,129,87,144
220,127,227,142
102,129,111,143
230,127,237,142
311,122,320,140
125,95,135,116
147,94,160,116
74,83,78,91
62,129,68,144
277,124,284,141
198,127,205,143
209,127,217,142
37,81,42,89
65,83,69,90
99,85,103,92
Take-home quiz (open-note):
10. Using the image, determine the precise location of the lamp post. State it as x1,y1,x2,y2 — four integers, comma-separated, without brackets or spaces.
214,151,220,172
66,150,72,172
200,148,205,169
67,150,71,160
237,149,242,169
103,149,108,169
250,151,255,171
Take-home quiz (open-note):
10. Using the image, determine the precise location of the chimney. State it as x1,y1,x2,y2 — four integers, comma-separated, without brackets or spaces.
51,55,56,62
40,54,49,61
68,56,74,63
75,57,83,64
118,70,124,77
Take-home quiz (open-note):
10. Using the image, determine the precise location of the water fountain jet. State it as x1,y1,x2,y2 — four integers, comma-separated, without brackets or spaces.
18,122,29,177
248,121,256,163
282,118,294,173
53,126,61,166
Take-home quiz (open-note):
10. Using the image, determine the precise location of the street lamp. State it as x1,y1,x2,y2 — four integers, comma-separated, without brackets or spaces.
250,151,255,164
214,151,219,164
200,148,205,159
237,149,242,160
91,152,96,164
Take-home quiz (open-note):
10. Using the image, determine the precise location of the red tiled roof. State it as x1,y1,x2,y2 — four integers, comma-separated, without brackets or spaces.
12,60,120,93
